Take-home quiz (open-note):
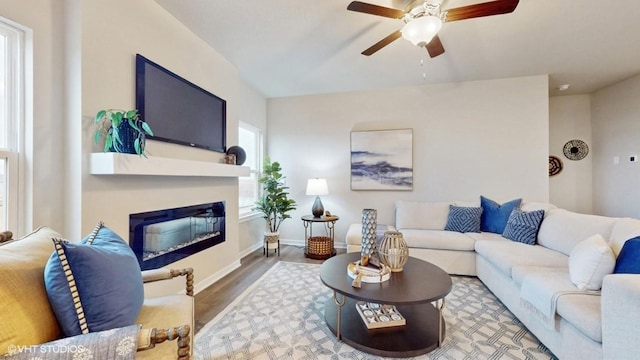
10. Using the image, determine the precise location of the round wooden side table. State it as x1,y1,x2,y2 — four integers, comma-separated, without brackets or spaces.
301,215,339,259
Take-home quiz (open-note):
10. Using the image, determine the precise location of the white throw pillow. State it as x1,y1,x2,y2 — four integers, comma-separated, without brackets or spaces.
569,234,616,290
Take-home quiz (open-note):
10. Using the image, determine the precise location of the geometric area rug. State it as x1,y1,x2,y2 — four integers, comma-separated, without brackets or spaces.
194,262,558,360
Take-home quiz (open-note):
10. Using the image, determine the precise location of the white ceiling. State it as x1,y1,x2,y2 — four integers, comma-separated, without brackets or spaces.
154,0,640,99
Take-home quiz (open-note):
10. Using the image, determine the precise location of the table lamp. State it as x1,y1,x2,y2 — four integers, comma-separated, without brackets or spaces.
306,178,328,218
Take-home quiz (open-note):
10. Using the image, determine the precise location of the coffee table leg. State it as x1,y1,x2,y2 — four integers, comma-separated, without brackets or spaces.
437,298,446,346
332,291,346,340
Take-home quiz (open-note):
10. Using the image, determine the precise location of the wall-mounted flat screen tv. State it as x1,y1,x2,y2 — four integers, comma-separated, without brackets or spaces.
136,54,226,153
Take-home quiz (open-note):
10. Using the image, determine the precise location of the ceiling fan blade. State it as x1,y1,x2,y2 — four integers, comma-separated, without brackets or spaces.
444,0,519,22
426,35,445,58
347,1,405,19
362,30,402,56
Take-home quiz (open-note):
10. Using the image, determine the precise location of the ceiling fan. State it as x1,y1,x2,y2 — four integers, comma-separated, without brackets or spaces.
347,0,519,57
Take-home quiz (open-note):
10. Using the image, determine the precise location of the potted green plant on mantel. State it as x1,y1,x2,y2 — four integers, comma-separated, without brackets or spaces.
94,109,154,157
254,157,297,254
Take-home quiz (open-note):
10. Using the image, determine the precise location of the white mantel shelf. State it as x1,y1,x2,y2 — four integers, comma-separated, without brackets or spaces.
90,153,250,177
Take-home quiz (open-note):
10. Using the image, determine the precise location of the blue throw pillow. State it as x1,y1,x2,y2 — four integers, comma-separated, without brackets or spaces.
444,205,483,233
614,237,640,274
480,196,522,234
502,209,545,245
44,222,144,336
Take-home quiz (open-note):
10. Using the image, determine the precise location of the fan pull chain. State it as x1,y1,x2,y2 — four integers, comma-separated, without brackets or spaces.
420,59,427,80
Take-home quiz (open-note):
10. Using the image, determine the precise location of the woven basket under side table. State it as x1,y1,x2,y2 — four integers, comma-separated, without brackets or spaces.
307,236,336,259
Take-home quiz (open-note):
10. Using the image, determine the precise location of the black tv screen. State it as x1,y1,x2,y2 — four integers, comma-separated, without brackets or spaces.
136,54,226,153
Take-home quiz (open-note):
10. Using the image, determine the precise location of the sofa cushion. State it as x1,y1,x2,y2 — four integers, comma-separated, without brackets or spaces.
464,231,506,242
537,208,617,256
475,240,568,278
614,237,640,274
480,196,522,234
395,201,450,230
502,209,544,245
569,234,616,291
520,202,557,213
444,205,482,233
609,218,640,256
400,229,476,251
511,265,569,285
0,227,63,352
44,222,144,336
556,293,603,342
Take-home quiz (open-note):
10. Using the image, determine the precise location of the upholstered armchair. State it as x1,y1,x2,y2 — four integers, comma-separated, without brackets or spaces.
137,267,194,359
0,226,194,359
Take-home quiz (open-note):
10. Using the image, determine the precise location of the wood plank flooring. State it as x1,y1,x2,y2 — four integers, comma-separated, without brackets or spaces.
194,244,346,334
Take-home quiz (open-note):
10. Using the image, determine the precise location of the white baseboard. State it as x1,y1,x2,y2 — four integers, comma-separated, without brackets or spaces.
280,238,304,247
193,260,241,295
240,242,264,257
280,238,346,249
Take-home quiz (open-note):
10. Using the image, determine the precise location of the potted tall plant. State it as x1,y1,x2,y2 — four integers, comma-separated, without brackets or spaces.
254,157,297,249
94,109,154,157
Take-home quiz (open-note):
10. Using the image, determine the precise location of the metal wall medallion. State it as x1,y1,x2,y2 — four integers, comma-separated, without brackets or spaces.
549,155,563,176
563,139,589,161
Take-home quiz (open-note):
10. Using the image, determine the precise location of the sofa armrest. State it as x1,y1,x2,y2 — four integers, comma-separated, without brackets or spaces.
602,274,640,360
138,325,190,360
141,268,194,296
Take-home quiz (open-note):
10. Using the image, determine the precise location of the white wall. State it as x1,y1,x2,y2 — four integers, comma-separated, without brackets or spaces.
0,0,65,235
268,75,550,245
74,0,266,295
549,95,593,213
592,74,640,218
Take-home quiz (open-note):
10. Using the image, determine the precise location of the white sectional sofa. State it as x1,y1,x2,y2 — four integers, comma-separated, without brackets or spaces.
345,200,640,360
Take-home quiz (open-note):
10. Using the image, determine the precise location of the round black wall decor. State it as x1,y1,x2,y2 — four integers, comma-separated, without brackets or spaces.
549,156,563,176
563,139,589,161
226,146,247,165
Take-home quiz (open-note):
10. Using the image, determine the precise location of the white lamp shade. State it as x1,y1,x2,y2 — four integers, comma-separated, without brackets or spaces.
306,178,328,196
401,16,442,47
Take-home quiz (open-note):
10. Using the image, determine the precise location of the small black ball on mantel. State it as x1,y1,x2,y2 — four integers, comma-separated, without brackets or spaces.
226,146,246,165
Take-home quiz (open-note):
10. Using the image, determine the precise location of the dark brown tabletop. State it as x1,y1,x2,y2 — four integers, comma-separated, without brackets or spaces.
319,252,453,357
320,252,452,304
301,215,339,222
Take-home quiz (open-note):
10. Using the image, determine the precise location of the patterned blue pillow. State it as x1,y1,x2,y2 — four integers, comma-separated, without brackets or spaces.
502,209,545,245
44,222,144,336
444,205,483,233
480,196,522,234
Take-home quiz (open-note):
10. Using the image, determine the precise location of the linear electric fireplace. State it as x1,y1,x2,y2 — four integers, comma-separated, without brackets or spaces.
130,201,225,270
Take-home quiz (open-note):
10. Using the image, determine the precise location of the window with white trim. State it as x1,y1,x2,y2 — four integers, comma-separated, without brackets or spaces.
238,122,262,217
0,19,24,232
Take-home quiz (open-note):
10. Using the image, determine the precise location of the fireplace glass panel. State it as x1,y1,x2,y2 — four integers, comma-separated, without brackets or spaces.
130,201,225,270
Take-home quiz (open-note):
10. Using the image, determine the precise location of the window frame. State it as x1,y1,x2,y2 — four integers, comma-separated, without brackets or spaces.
238,121,263,221
0,18,25,233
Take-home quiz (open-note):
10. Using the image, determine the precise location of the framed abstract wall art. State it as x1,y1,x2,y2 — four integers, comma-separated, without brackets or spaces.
350,129,413,191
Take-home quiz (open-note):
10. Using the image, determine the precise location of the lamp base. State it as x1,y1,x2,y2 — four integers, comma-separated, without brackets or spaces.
312,196,324,217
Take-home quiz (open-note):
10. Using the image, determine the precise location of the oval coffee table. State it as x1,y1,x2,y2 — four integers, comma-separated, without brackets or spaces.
320,252,452,357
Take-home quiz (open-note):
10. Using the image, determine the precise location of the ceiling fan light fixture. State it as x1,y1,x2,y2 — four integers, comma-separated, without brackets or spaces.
401,15,442,47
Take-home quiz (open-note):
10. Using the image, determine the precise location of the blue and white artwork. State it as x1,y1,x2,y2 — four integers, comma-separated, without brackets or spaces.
350,129,413,190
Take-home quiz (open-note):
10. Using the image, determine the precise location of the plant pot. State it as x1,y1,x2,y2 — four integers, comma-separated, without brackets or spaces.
264,232,279,250
109,120,138,154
